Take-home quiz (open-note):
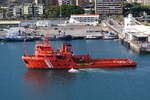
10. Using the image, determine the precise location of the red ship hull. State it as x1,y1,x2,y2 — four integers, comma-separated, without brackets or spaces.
22,56,136,69
22,37,137,69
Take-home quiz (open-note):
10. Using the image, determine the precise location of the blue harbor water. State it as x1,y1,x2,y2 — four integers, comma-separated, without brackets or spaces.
0,40,150,100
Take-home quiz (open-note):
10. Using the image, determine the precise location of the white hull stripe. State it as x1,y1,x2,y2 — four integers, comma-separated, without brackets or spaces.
44,60,53,68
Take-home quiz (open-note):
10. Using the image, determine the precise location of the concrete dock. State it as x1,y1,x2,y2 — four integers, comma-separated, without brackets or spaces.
101,17,150,54
35,24,102,38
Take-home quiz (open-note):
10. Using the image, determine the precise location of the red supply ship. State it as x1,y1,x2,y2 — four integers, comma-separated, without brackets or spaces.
22,37,137,69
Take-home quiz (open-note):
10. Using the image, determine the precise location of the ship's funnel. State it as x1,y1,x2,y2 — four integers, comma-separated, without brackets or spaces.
62,43,72,53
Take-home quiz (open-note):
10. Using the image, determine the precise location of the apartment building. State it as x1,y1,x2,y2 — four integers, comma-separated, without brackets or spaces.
1,3,43,19
95,0,123,15
76,0,95,8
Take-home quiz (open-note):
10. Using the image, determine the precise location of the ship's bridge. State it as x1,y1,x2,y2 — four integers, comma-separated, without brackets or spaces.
34,43,53,56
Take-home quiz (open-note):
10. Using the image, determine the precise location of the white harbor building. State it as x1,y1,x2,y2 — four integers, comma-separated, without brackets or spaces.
122,14,150,52
123,14,150,43
69,14,99,26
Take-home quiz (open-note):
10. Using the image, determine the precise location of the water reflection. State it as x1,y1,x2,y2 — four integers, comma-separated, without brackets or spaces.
24,70,49,86
24,67,136,86
24,70,76,86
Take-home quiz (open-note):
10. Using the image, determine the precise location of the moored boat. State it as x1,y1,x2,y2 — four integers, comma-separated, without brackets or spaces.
22,36,137,69
85,35,103,40
103,31,118,40
2,27,41,42
4,36,40,42
48,35,72,41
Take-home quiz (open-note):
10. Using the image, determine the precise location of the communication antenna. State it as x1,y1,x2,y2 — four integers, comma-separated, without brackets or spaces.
35,0,38,4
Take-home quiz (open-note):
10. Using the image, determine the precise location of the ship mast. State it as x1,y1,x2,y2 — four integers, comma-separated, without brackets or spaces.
44,35,49,44
24,39,27,56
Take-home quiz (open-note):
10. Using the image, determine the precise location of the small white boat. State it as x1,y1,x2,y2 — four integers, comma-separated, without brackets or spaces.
103,32,118,40
85,35,103,40
103,35,116,40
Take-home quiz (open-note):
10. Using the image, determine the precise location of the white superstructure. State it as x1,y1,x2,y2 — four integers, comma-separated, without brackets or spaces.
69,14,99,26
122,14,150,42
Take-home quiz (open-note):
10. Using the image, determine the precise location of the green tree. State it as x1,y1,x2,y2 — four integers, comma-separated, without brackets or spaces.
43,5,84,18
123,3,143,17
123,2,150,17
43,6,58,18
0,8,6,15
143,5,150,15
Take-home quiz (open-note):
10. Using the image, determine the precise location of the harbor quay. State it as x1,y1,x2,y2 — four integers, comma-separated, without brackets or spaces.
121,40,150,53
0,25,103,38
36,25,102,37
0,14,119,41
1,14,150,54
0,21,107,41
102,14,150,54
